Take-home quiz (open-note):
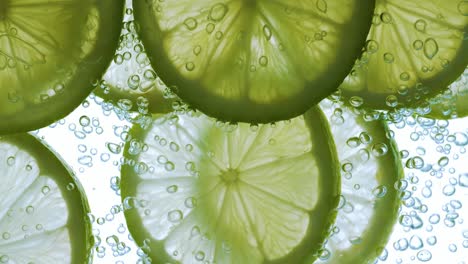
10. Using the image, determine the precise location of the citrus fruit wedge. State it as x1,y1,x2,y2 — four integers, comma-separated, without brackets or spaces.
426,66,468,119
0,134,92,263
0,0,124,135
339,0,468,110
314,99,403,263
94,0,173,115
121,109,340,263
133,0,374,123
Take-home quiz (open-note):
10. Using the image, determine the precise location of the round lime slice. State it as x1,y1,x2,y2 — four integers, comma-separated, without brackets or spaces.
339,0,468,110
0,0,124,135
314,99,403,263
134,0,374,123
94,0,174,115
0,134,92,263
121,109,340,263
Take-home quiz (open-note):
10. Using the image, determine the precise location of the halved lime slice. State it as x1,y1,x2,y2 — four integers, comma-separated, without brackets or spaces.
314,99,403,263
339,0,468,110
0,0,124,135
0,134,92,263
426,66,468,119
94,0,174,115
134,0,374,123
121,109,340,263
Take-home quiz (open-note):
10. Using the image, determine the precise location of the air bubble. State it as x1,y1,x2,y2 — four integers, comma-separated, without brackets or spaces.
168,210,183,222
442,184,456,196
184,197,197,208
185,62,195,71
365,40,379,53
458,173,468,187
438,156,449,166
66,183,75,191
371,143,388,156
453,132,468,146
448,244,457,252
6,156,15,166
79,116,91,126
424,38,439,59
183,18,198,30
2,232,10,240
316,0,327,13
429,214,440,224
409,235,424,250
165,161,175,171
417,249,432,261
26,205,34,214
380,12,392,23
346,137,360,148
206,23,215,33
166,185,178,193
259,56,268,66
193,45,202,56
194,251,205,261
414,19,427,32
413,40,424,50
41,186,50,194
372,185,388,198
263,25,272,40
383,52,394,63
400,72,410,81
209,3,228,21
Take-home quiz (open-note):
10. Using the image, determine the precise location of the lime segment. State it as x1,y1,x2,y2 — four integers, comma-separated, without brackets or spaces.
0,0,123,135
0,134,91,263
121,110,340,263
314,99,403,263
339,0,468,109
134,0,374,122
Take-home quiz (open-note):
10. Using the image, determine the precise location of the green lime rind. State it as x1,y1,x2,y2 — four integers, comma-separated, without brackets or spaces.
0,0,124,135
0,133,93,264
133,0,374,123
314,99,403,263
93,1,174,115
339,0,468,110
425,67,468,119
121,108,340,263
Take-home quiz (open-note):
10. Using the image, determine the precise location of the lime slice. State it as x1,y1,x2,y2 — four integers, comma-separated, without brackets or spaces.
121,109,340,263
94,0,174,115
339,0,468,110
0,0,124,135
0,134,92,263
133,0,374,123
314,99,403,263
426,67,468,119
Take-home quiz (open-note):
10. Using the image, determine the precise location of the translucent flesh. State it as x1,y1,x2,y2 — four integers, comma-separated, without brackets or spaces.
122,110,340,263
0,0,123,134
134,0,374,122
0,135,90,264
314,99,403,263
340,0,468,109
